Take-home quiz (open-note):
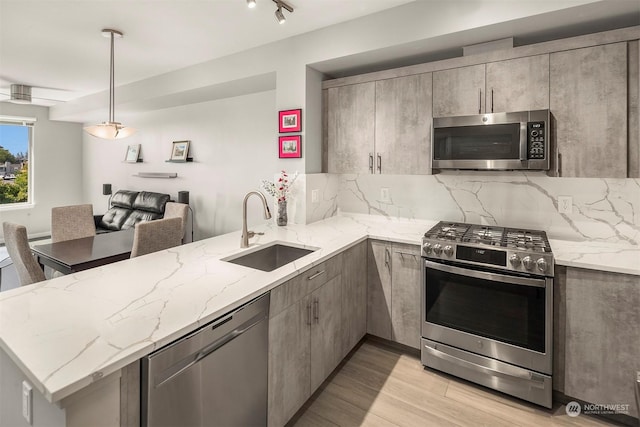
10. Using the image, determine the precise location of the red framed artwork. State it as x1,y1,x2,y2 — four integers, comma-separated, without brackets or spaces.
278,109,302,133
279,135,301,158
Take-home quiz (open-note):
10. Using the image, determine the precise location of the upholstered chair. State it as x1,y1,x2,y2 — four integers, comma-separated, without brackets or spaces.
2,222,46,286
51,204,96,243
163,202,189,242
130,217,183,258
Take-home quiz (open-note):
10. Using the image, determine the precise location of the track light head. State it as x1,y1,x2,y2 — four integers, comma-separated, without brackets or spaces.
275,6,285,24
272,0,293,24
247,0,256,8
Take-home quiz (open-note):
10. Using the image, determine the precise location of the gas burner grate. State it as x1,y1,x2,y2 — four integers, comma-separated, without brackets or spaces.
463,225,504,246
504,229,551,252
424,222,469,242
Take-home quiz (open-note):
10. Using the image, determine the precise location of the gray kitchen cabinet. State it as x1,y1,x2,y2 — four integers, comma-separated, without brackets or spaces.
327,82,375,174
390,244,422,349
434,56,549,117
327,74,432,175
485,54,549,113
561,267,640,419
433,64,486,117
375,73,432,174
340,241,367,359
268,254,344,426
268,294,311,427
367,240,392,339
367,240,422,349
310,275,343,391
550,43,628,177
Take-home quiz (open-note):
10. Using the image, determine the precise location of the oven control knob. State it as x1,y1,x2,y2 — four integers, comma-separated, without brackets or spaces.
509,254,521,267
443,245,453,257
422,243,432,254
433,244,442,255
522,256,534,271
536,258,548,273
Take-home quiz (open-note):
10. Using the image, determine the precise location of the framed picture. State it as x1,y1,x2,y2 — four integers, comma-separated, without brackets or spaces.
278,109,302,133
170,140,190,161
279,135,301,158
125,144,140,163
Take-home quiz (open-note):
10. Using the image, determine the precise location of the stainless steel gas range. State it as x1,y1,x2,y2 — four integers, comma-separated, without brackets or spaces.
420,221,554,408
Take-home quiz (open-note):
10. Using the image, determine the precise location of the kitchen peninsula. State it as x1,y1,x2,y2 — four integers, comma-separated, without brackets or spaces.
1,214,638,426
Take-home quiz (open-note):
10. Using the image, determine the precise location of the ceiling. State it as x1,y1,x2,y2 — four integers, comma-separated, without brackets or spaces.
0,0,412,106
0,0,638,110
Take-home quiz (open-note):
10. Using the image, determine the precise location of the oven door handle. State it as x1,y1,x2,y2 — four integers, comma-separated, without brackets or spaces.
423,343,547,389
424,260,546,288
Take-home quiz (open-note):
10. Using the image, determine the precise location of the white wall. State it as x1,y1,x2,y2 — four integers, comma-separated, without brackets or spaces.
82,90,305,240
0,103,83,238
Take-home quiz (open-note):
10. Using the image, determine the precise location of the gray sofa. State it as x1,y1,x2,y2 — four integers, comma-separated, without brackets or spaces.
95,190,171,233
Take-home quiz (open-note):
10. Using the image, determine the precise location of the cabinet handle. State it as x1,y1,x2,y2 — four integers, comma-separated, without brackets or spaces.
313,298,319,323
377,154,382,174
384,247,390,269
557,152,562,177
306,302,312,326
491,89,494,113
478,88,482,114
396,251,418,259
369,153,374,174
307,270,326,281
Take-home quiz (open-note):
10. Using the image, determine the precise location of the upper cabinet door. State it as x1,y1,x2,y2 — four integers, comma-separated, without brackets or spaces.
550,43,628,178
327,82,375,174
433,64,485,117
375,73,432,175
485,54,550,113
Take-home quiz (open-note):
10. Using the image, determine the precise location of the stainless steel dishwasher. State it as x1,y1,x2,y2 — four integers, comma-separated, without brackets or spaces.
141,293,270,427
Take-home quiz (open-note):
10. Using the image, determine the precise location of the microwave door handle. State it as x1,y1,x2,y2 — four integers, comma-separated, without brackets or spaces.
519,122,528,161
424,260,546,288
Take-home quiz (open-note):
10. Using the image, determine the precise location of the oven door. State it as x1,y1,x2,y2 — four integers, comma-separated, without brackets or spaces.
422,259,552,374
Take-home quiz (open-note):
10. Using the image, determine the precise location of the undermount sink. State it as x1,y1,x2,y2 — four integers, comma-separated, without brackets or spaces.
223,242,317,272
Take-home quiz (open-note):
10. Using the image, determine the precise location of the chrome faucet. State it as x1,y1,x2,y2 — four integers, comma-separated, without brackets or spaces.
241,191,272,248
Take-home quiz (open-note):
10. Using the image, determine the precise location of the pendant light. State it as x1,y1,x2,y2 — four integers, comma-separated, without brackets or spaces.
84,29,136,139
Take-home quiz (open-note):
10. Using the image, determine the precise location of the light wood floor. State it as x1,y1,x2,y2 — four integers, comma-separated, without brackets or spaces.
290,339,617,427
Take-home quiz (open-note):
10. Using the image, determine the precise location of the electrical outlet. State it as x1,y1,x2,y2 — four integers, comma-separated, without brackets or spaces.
311,189,319,203
22,380,32,425
380,187,390,203
558,196,573,214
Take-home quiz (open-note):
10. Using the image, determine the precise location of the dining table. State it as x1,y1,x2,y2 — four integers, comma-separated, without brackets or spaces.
31,229,135,275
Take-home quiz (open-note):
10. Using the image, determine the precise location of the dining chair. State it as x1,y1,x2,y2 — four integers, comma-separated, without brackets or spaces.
51,204,96,243
130,217,183,258
164,202,189,241
2,222,46,286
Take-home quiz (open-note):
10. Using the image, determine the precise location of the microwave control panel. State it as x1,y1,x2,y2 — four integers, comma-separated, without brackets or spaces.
527,121,546,160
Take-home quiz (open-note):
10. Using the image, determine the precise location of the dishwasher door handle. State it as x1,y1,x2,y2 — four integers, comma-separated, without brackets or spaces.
154,311,266,389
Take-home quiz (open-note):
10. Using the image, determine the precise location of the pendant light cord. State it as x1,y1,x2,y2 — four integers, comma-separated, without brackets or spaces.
109,30,115,123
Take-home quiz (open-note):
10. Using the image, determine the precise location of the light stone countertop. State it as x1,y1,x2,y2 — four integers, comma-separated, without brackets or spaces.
0,213,638,405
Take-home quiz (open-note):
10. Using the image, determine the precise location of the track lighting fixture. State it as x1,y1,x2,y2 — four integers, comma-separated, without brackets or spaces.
272,0,293,24
246,0,294,23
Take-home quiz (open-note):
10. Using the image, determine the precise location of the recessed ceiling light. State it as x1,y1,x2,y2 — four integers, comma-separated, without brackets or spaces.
247,0,256,8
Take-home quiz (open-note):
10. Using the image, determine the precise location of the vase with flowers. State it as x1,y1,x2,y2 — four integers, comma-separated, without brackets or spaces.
261,170,298,226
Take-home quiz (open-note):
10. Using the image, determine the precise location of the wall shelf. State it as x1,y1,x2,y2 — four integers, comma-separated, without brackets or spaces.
165,158,194,163
134,172,178,179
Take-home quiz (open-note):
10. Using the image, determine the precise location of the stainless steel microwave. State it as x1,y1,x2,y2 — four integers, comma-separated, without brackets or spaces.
432,110,550,171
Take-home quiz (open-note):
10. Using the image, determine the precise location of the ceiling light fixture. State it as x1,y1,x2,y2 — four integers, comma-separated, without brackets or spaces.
84,29,136,140
9,84,32,104
272,0,293,24
247,0,256,8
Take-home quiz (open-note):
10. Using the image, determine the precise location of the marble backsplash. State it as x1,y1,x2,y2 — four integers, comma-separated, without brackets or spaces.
305,172,640,245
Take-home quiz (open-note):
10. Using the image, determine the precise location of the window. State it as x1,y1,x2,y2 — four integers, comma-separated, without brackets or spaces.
0,116,35,206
